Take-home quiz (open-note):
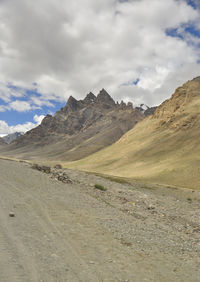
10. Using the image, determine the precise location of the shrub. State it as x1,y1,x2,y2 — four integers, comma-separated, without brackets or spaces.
94,184,107,191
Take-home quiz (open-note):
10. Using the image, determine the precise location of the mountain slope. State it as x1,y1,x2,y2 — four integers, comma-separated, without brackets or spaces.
68,77,200,189
0,89,144,161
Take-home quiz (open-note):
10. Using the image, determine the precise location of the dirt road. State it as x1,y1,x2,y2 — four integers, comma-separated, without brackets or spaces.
0,159,200,281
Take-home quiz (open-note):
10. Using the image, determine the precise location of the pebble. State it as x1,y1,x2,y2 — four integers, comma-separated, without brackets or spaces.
9,212,15,217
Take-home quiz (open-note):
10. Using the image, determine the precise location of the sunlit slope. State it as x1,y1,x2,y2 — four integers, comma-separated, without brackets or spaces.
68,77,200,189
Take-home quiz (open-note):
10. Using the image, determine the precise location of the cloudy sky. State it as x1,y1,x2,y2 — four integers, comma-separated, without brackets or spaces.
0,0,200,135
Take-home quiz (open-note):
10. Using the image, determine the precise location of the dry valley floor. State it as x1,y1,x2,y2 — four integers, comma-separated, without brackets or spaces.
0,159,200,281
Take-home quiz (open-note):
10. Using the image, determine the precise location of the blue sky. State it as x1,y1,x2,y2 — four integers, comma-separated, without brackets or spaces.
0,86,64,125
0,0,200,135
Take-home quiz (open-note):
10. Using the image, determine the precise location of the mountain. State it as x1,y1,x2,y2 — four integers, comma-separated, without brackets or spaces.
2,132,24,144
1,89,144,161
68,77,200,190
136,104,157,116
0,137,7,146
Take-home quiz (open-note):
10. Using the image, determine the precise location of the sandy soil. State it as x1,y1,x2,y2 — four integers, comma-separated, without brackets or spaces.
0,159,200,282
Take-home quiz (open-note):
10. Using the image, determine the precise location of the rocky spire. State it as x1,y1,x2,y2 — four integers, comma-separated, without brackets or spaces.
84,92,96,104
40,114,53,126
96,89,115,107
119,101,127,109
66,96,80,111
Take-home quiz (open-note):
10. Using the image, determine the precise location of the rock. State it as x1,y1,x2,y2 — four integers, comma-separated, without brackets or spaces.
9,212,15,217
36,165,73,184
54,164,62,169
57,173,72,184
147,205,155,210
32,164,51,174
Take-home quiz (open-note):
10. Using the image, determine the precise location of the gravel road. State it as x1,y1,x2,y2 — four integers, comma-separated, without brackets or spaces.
0,158,200,282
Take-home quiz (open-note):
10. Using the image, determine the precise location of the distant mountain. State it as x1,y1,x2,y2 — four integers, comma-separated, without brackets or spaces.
1,89,144,161
69,77,200,190
0,137,7,146
136,104,157,116
2,132,24,144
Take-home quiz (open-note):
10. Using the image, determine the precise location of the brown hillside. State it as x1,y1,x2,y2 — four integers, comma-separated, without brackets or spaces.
68,77,200,190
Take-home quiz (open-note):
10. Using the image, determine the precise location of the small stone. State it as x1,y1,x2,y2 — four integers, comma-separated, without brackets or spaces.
9,212,15,217
89,261,95,264
54,164,62,169
51,253,58,258
107,259,113,263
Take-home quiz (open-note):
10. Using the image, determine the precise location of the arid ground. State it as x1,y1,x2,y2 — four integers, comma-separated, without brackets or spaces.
0,158,200,282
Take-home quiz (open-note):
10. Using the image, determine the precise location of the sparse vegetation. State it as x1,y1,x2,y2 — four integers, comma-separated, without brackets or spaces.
103,175,130,184
94,184,107,191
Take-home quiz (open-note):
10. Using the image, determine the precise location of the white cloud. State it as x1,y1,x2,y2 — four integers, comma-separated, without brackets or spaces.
0,0,199,109
137,66,171,91
9,100,32,112
33,114,45,124
0,105,9,112
0,82,26,103
0,114,45,135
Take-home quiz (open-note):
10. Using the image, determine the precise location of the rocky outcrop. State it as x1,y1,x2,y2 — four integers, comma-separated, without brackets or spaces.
152,76,200,130
95,89,115,108
32,163,73,183
136,104,157,116
143,107,157,116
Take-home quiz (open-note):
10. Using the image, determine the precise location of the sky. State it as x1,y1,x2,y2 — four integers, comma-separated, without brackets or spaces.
0,0,200,135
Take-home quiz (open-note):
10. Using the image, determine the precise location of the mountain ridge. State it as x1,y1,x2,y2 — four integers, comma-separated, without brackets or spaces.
1,89,144,161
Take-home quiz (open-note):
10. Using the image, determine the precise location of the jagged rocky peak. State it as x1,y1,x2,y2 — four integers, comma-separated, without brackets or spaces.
58,95,81,113
127,102,133,109
66,95,80,111
96,89,115,107
119,100,127,109
84,92,96,103
40,114,53,125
